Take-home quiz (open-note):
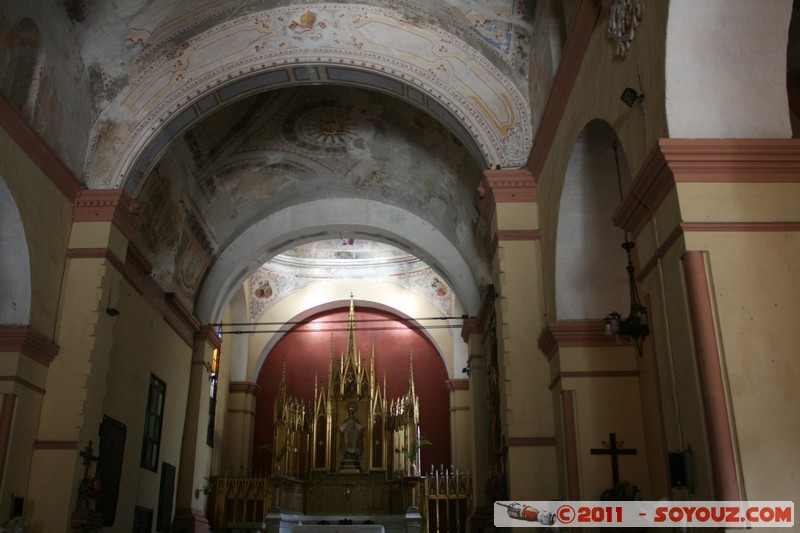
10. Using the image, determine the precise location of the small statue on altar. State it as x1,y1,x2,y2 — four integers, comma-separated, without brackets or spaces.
339,406,363,460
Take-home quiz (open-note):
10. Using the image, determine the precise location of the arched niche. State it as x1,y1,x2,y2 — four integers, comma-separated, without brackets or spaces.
555,120,630,320
0,177,32,325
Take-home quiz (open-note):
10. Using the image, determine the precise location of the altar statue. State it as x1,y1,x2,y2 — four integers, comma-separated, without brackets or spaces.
339,406,363,459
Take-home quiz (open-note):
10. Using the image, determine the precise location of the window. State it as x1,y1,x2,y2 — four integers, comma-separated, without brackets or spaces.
207,348,220,446
141,374,166,471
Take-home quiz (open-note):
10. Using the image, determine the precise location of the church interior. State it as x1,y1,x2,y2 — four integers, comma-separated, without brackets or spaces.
0,0,798,531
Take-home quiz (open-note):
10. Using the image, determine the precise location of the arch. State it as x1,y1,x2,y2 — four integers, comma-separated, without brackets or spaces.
85,4,531,190
2,18,43,117
555,120,629,320
0,177,32,325
245,283,456,383
195,198,486,323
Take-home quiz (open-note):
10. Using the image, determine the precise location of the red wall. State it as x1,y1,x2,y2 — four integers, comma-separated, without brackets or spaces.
253,306,451,473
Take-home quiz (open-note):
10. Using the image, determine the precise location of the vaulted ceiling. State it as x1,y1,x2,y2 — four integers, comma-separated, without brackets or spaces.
65,0,535,319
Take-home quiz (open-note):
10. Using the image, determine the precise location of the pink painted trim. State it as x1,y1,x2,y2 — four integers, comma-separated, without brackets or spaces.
538,321,633,360
0,93,82,200
526,0,602,181
227,408,256,417
638,222,800,282
165,293,202,345
561,390,580,499
73,189,143,241
682,251,741,501
0,376,46,395
0,394,17,486
496,230,541,241
681,222,800,233
549,370,639,391
507,436,555,447
0,327,59,367
614,138,800,236
229,381,262,396
478,168,537,221
446,379,469,392
195,325,222,350
33,440,78,450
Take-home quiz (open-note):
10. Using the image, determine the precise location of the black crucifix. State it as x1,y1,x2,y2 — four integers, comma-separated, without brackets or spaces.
80,440,99,480
590,433,637,486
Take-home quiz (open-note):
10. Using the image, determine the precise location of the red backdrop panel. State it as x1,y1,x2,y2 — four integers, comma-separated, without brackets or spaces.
253,306,451,473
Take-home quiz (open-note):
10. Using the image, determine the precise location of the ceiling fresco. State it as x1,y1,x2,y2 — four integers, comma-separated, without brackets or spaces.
134,85,485,302
62,0,532,317
245,240,455,322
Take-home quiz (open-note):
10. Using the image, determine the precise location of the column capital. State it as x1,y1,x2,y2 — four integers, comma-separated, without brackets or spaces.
478,168,536,218
537,320,629,360
74,189,143,241
194,326,222,351
614,138,800,237
229,381,262,396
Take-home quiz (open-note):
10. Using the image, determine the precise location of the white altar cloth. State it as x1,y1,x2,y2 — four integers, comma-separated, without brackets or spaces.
293,525,384,532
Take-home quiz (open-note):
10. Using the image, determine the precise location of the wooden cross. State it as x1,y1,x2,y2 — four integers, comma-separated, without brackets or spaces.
590,433,637,486
80,440,99,481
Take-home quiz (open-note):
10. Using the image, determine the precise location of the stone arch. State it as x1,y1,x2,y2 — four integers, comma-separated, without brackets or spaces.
85,4,531,190
555,119,630,320
247,283,455,383
2,18,44,118
195,198,485,323
0,176,32,325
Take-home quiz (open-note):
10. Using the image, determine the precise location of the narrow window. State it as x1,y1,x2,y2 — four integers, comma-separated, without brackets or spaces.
207,347,220,446
141,374,166,471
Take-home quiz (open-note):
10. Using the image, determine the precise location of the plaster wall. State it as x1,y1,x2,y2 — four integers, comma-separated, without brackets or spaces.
0,126,72,334
103,278,193,530
536,1,670,322
682,230,800,501
0,0,93,173
665,0,793,139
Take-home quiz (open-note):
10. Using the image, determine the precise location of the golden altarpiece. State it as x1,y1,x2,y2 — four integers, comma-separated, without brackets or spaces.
211,301,471,531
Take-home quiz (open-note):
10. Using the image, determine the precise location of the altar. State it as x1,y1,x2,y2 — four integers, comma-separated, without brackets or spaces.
294,525,385,532
211,299,434,531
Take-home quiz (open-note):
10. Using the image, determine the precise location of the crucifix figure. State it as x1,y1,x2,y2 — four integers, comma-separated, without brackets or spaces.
76,441,100,513
590,433,637,487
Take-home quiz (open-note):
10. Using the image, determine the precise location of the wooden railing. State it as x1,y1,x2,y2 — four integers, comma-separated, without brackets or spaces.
210,467,471,532
211,471,274,532
423,466,472,533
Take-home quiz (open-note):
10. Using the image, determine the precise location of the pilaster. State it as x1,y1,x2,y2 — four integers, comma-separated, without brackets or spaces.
28,190,139,531
480,168,556,500
613,138,800,502
172,326,221,533
223,381,262,470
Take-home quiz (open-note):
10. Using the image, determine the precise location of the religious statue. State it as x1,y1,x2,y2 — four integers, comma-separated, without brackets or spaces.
339,406,363,460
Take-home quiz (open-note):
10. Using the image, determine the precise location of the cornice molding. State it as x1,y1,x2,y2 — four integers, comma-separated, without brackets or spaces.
446,379,470,392
526,0,603,180
614,138,800,236
478,168,537,219
0,327,59,367
73,189,144,241
537,320,632,360
0,93,82,201
229,381,262,396
195,325,222,351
